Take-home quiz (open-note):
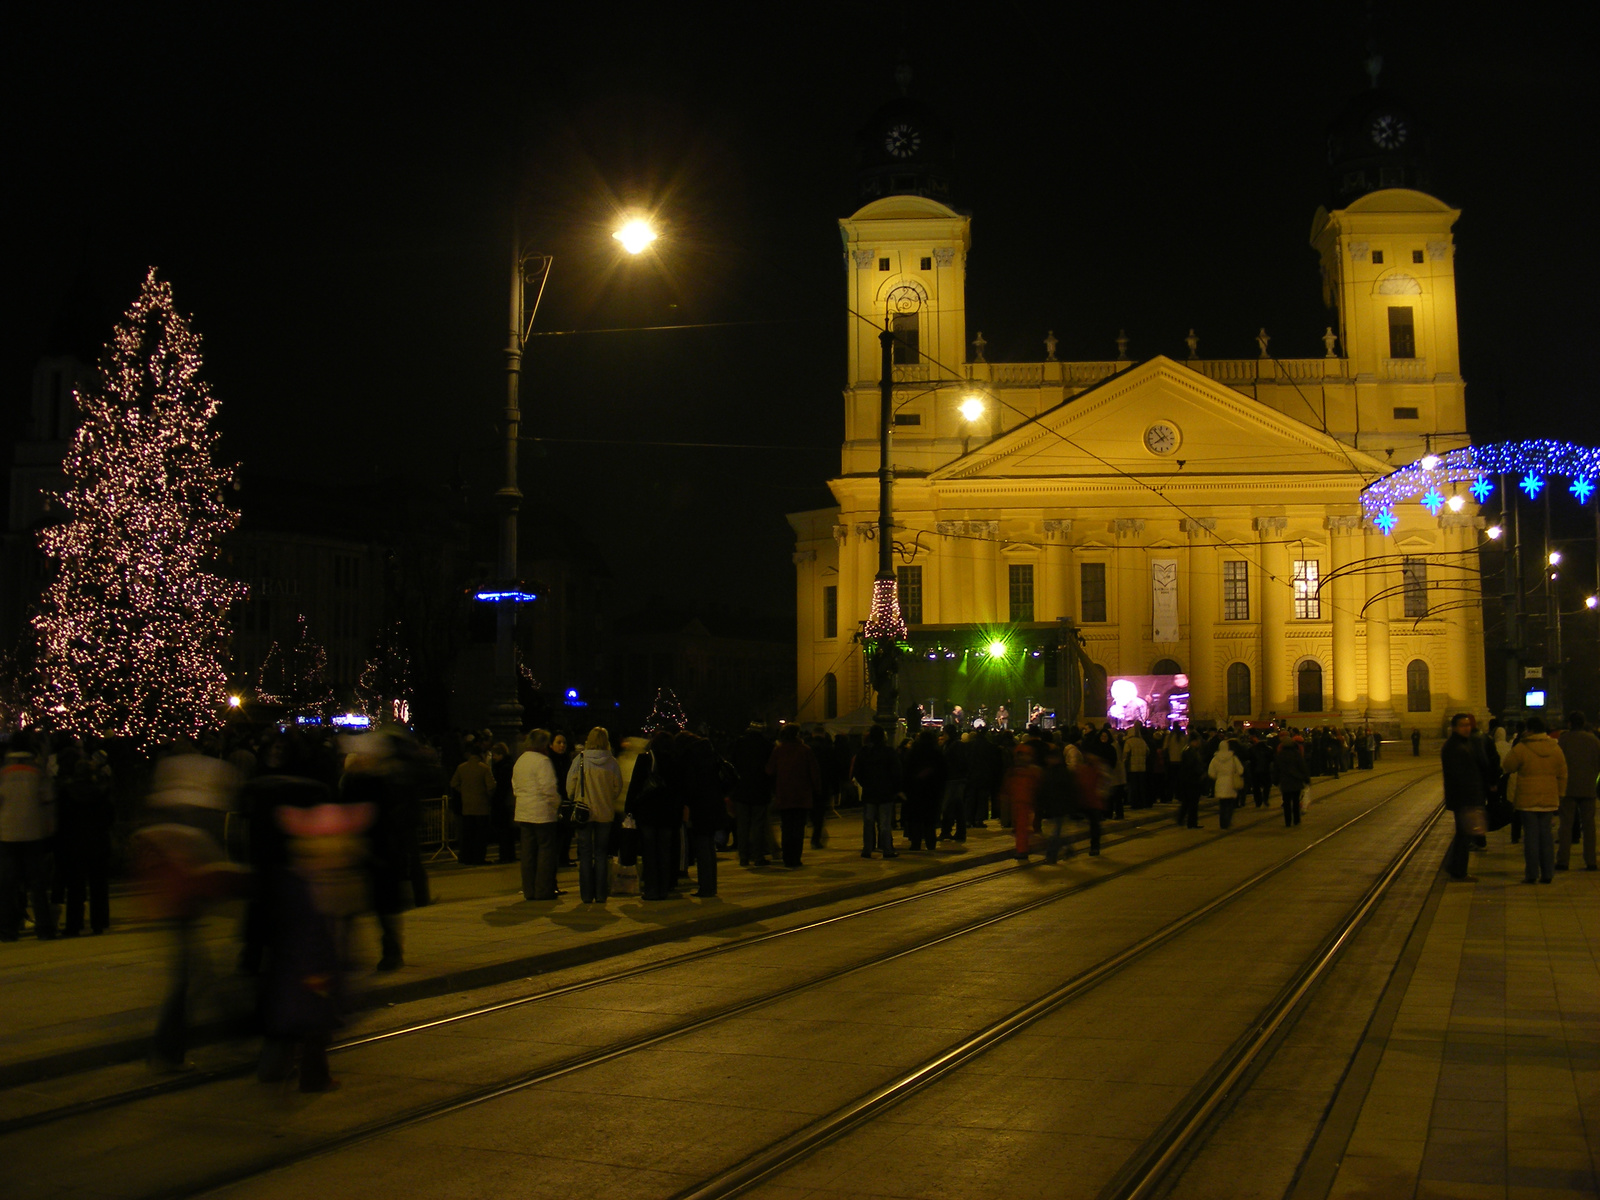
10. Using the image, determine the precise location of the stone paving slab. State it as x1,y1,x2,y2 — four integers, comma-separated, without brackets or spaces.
0,801,1210,1084
1321,828,1600,1200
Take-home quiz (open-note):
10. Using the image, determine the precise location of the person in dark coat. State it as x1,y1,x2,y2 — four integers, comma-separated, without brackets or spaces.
902,729,946,851
806,731,837,849
1248,736,1275,808
729,724,774,866
489,741,516,864
1176,733,1205,829
680,733,729,897
56,741,115,936
939,731,969,842
1439,713,1491,881
1272,737,1312,827
767,726,821,868
625,731,681,899
851,725,901,857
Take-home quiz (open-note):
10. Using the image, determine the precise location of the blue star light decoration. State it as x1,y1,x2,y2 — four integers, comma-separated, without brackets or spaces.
1520,472,1544,499
1360,441,1600,524
1572,477,1595,503
1470,475,1493,503
1421,488,1445,515
1373,508,1398,535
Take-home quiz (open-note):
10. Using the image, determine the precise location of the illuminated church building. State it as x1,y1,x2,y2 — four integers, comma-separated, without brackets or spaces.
789,86,1488,734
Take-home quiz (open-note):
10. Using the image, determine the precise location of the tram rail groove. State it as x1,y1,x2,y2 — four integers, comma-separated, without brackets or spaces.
35,776,1428,1200
667,777,1439,1200
1,785,1298,1137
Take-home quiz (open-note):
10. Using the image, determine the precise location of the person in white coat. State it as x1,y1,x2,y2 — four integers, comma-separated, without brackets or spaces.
513,730,561,900
566,728,624,903
1208,738,1246,830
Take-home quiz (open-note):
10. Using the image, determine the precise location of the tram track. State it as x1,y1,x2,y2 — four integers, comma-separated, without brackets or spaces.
668,778,1445,1200
6,768,1433,1200
0,783,1306,1137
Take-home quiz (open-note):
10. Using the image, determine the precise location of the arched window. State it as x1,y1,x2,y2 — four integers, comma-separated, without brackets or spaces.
1226,663,1252,716
823,672,838,720
1152,658,1182,676
1406,660,1431,712
1297,660,1324,713
1085,663,1108,718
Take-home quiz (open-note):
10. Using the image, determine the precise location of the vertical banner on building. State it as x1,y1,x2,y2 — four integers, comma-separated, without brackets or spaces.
1152,558,1179,643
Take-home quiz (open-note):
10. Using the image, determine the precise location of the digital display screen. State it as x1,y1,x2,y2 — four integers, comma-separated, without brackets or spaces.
1107,674,1190,730
1525,690,1547,708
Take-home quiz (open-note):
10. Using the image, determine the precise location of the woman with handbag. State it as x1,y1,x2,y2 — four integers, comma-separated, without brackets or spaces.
566,728,623,904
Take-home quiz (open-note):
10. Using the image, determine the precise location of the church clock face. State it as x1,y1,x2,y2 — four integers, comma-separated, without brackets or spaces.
885,123,921,158
1143,421,1180,456
1369,114,1407,150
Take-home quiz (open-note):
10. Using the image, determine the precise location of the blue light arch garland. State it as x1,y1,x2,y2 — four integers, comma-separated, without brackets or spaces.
1360,439,1600,535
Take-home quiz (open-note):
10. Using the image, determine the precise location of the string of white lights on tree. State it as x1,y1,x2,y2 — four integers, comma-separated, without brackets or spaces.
861,576,908,644
1360,439,1600,534
33,269,245,743
642,686,688,734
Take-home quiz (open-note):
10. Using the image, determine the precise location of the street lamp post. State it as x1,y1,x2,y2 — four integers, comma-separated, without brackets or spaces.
864,324,904,735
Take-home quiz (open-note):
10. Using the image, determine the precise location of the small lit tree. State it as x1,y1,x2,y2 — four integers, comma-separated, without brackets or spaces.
33,269,244,742
356,620,414,725
642,686,688,735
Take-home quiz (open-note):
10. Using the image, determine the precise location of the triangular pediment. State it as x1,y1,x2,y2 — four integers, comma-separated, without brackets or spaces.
929,356,1390,483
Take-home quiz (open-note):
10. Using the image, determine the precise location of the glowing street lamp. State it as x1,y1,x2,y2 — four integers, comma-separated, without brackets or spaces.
1587,595,1598,611
1549,550,1563,565
959,396,986,423
1446,494,1466,512
1486,524,1504,539
612,218,658,255
227,694,242,708
1420,453,1441,471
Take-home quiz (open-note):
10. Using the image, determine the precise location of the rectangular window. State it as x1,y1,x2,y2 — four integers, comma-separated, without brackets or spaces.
919,256,932,271
1371,249,1385,264
1009,564,1035,623
1388,306,1416,358
822,585,838,639
1293,560,1321,619
1402,557,1428,618
897,566,923,625
891,312,919,365
1080,562,1107,623
878,257,890,271
893,413,922,425
1223,560,1250,621
1412,249,1424,263
1392,406,1419,419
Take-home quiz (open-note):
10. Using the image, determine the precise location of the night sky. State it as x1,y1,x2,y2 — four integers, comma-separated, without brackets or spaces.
9,5,1598,628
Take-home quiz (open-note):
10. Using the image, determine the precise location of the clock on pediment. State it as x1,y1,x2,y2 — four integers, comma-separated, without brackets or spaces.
1369,113,1408,150
1143,421,1181,456
885,122,921,158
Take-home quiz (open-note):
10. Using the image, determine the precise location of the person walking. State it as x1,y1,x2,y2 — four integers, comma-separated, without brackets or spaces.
512,730,562,901
56,742,114,936
806,730,836,850
1249,735,1275,808
1273,736,1311,827
1208,737,1245,830
1502,716,1567,885
1123,725,1150,810
1556,712,1599,872
939,730,968,842
1411,728,1422,756
1440,713,1491,882
729,723,773,866
0,734,57,941
449,744,496,865
567,727,624,903
767,725,821,868
852,725,901,858
681,733,729,897
1003,742,1044,860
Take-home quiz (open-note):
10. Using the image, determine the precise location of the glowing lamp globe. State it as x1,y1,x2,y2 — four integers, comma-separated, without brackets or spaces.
1486,524,1503,540
959,397,986,423
613,219,657,255
1446,494,1466,512
1587,595,1598,610
228,695,242,708
1420,454,1441,471
1549,550,1563,566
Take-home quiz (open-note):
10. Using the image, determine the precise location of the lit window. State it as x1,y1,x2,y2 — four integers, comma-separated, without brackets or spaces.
1009,564,1035,623
897,565,923,625
1293,560,1321,619
1223,561,1249,620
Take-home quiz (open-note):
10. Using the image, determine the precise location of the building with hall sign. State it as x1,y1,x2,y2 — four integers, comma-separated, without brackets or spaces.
789,83,1488,734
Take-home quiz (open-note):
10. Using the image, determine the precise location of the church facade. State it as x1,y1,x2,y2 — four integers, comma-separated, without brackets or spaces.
789,91,1488,734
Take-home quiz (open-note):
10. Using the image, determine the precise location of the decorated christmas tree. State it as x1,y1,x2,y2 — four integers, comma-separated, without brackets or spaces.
356,620,415,726
33,269,244,743
642,686,688,735
258,615,335,719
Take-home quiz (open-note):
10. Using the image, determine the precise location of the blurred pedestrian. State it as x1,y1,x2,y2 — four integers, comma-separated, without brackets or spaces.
902,728,945,851
57,742,114,936
852,724,900,858
626,730,679,900
1556,712,1599,872
1004,742,1044,860
0,733,57,941
729,723,773,866
489,741,516,863
1208,737,1244,830
939,729,968,842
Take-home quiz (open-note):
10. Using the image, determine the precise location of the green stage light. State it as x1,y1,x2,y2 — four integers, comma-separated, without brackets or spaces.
987,640,1008,659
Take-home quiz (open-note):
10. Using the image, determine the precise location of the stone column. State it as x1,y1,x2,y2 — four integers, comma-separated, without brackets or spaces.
1327,515,1363,721
1255,516,1291,715
1440,513,1477,720
972,520,999,624
1182,518,1218,723
1363,525,1397,732
1114,519,1145,677
936,521,963,624
1041,519,1074,622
